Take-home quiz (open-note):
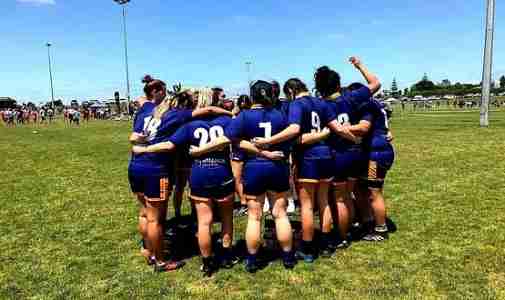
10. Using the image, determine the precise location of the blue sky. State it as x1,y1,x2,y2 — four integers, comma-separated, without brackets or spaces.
1,0,503,103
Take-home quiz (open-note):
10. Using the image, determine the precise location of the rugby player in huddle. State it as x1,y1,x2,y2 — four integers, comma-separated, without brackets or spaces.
129,56,395,275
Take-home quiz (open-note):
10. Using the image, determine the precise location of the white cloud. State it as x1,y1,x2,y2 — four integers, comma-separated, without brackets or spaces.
17,0,55,5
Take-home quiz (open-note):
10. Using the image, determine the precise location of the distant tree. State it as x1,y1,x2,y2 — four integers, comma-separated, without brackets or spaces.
403,88,409,97
440,79,451,87
391,78,399,97
412,73,435,91
53,99,63,107
500,75,505,88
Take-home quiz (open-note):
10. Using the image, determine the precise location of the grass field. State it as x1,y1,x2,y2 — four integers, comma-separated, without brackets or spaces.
1,110,505,299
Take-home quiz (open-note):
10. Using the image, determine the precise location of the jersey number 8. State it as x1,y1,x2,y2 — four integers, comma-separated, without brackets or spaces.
337,113,350,126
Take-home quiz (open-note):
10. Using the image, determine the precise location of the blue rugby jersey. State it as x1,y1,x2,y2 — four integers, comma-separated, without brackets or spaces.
130,108,193,176
168,115,233,167
326,86,373,152
169,115,234,189
129,102,156,173
132,101,155,133
274,99,291,117
363,99,390,150
225,105,291,161
287,95,333,159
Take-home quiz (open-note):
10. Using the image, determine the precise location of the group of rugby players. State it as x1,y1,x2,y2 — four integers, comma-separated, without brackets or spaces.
128,56,395,276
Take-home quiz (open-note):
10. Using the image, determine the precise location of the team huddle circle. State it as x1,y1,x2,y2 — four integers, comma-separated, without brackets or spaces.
128,58,395,276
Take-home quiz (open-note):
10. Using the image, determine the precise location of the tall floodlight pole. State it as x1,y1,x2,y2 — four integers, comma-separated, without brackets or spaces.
480,0,495,127
245,61,252,94
46,42,55,109
114,0,131,115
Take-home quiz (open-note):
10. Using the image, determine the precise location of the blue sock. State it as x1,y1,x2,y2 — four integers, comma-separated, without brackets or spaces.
282,250,294,262
246,253,257,264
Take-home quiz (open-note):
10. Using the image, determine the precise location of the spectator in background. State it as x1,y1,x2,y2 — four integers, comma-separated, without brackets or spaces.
47,108,54,123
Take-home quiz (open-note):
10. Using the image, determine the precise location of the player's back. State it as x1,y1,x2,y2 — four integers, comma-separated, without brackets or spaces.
230,105,290,160
289,96,332,158
184,115,232,163
362,99,390,150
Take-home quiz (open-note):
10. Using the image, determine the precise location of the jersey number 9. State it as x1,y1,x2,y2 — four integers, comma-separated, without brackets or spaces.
311,111,321,133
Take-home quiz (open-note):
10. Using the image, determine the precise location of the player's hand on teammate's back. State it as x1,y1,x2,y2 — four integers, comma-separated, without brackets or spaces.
130,132,147,144
252,137,270,149
189,145,202,157
132,145,147,154
386,131,394,142
261,150,285,161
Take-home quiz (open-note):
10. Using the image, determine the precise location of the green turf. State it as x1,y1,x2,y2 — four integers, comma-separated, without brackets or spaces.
1,111,504,299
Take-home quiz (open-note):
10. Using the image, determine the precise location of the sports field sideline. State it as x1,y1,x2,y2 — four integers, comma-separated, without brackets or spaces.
1,110,504,299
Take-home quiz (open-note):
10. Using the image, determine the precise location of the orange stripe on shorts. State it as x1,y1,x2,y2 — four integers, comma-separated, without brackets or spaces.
368,161,378,180
159,178,169,200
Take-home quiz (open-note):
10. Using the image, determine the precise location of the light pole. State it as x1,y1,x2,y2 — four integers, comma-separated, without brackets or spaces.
480,0,495,127
46,42,55,109
245,61,252,94
114,0,131,115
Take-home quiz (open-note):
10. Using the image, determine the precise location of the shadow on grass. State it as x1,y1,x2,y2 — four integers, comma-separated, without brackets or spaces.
161,214,399,265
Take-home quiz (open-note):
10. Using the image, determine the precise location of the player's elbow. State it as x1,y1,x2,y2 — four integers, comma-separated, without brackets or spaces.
290,124,301,135
369,81,381,94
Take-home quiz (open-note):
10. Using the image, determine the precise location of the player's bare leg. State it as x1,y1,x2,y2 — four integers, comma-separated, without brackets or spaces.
136,193,151,262
194,199,217,276
270,191,296,269
245,194,264,272
296,182,316,262
317,181,334,256
334,182,351,248
217,196,235,269
363,187,388,242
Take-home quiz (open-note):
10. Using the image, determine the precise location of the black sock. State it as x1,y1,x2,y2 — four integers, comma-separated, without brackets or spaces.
281,250,294,262
320,233,331,247
222,247,232,258
301,240,313,254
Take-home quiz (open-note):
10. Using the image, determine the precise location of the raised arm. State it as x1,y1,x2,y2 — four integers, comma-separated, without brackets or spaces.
349,57,381,94
132,141,176,154
189,136,231,158
300,127,330,145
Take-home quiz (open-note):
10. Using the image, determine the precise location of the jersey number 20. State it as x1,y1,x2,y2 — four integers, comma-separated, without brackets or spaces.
194,126,224,146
